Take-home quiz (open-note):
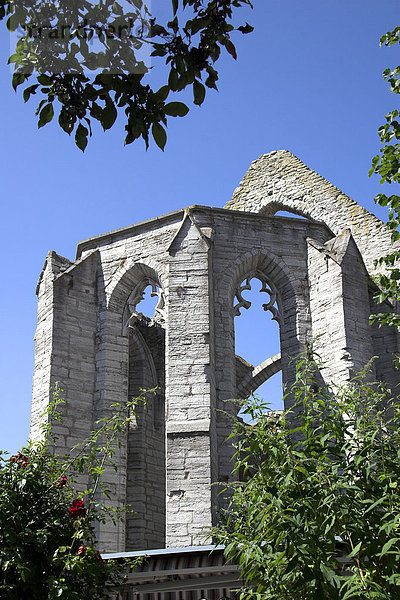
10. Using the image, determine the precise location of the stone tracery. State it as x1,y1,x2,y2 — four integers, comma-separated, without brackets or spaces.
233,270,281,324
123,278,166,333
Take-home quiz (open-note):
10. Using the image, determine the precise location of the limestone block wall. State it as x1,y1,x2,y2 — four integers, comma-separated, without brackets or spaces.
88,221,173,552
200,208,331,490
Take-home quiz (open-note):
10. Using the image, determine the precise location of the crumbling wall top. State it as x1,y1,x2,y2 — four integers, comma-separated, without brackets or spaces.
225,150,396,276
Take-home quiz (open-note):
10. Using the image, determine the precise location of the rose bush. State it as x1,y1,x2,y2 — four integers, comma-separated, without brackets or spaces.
0,443,124,600
0,389,147,599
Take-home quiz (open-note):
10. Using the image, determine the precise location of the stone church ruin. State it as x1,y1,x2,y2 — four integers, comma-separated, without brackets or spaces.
30,150,399,594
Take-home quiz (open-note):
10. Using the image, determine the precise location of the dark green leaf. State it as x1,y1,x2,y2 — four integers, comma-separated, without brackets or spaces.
12,73,26,91
75,123,88,151
193,80,205,106
225,39,237,60
23,85,39,103
38,104,54,129
101,103,118,131
154,85,170,103
238,23,254,34
320,563,340,587
168,68,179,91
152,122,167,150
37,74,54,86
164,102,189,117
347,541,362,558
378,538,400,556
58,110,74,135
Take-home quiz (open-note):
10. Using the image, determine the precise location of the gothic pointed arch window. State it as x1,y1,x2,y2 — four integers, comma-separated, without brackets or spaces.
234,271,283,411
123,277,166,551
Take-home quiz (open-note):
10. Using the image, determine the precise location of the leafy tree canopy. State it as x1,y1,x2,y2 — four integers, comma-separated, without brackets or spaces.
1,0,253,150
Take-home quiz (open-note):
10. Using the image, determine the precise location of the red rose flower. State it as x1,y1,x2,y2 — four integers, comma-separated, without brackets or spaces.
56,476,67,489
10,453,29,469
77,545,87,557
69,498,87,518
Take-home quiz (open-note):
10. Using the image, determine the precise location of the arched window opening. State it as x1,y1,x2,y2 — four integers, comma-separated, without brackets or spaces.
275,209,309,220
124,278,166,551
135,283,163,319
234,274,284,413
124,280,165,331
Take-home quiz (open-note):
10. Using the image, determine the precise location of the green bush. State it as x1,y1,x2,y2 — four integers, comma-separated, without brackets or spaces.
216,357,400,600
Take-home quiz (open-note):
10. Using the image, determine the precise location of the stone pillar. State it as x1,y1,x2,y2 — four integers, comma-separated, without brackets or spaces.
307,230,375,385
165,215,216,547
31,251,72,442
32,251,99,453
31,250,101,532
93,307,129,552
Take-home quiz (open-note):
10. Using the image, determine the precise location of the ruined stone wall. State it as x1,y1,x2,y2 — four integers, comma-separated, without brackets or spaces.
225,150,397,279
31,154,399,554
307,231,375,383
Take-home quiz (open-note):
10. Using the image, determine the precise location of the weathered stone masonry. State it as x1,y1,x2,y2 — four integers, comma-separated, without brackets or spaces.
31,151,399,553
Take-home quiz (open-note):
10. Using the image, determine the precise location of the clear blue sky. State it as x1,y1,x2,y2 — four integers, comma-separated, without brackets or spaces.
0,0,398,454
